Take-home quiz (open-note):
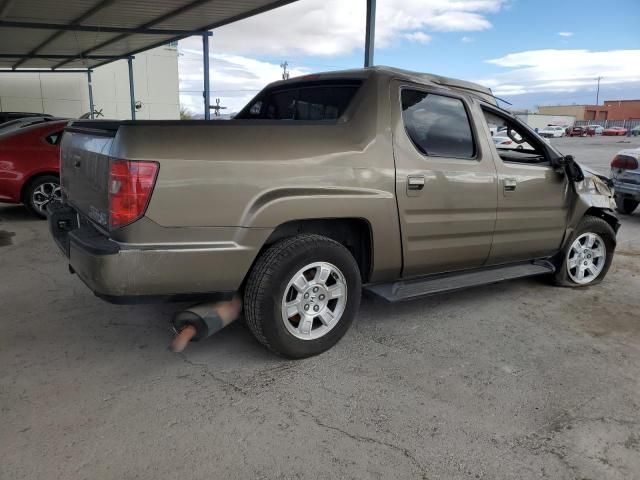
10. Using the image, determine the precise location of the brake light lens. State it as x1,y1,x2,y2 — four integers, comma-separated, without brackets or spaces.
611,155,639,170
109,160,159,228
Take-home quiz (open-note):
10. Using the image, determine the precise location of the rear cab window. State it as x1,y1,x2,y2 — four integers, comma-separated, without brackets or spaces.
236,79,362,121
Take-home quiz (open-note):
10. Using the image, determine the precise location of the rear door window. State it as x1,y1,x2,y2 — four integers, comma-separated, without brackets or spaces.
237,80,361,121
401,90,476,159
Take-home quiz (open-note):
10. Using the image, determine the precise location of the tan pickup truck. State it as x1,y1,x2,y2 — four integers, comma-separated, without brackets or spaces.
49,66,619,358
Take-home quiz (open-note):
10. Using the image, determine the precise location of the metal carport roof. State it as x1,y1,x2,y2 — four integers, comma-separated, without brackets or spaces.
0,0,378,119
0,0,302,70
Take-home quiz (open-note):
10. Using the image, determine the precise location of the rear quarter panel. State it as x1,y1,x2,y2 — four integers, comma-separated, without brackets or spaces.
116,75,402,281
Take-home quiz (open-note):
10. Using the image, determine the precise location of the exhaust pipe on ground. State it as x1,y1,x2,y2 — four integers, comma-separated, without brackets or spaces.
170,295,242,353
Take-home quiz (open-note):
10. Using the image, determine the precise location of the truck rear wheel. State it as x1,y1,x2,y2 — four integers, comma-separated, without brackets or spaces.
244,234,361,358
554,216,616,287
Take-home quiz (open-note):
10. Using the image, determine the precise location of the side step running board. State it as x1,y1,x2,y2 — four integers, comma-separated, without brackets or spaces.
364,261,555,303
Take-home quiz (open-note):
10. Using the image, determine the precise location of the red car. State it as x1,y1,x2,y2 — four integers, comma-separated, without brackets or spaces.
568,126,587,137
0,119,67,217
603,126,628,136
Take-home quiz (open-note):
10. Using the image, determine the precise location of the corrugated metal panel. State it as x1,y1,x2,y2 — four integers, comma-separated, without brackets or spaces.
39,32,125,56
4,0,100,23
0,0,299,70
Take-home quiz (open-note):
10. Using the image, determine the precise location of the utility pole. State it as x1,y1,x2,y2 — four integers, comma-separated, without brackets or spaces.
595,76,602,105
280,61,290,80
210,97,227,117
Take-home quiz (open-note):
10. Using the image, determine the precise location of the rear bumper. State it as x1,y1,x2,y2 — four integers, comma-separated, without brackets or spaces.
613,181,640,200
48,203,261,303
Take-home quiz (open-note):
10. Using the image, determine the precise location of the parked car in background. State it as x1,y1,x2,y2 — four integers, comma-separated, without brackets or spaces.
48,67,619,358
492,135,524,149
629,125,640,137
586,124,604,135
539,125,565,138
569,126,587,137
0,116,63,136
0,119,67,217
603,126,628,136
0,112,52,124
611,147,640,215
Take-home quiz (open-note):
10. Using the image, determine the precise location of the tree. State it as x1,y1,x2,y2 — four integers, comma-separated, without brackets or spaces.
180,107,194,120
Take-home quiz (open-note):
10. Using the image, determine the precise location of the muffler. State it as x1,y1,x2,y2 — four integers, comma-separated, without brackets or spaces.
170,295,242,352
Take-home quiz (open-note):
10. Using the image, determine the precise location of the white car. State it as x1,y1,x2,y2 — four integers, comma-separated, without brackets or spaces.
493,135,524,150
587,124,604,135
538,125,565,138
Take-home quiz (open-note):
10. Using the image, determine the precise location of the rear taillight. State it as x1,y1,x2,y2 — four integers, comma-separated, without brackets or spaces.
109,160,159,228
611,155,639,170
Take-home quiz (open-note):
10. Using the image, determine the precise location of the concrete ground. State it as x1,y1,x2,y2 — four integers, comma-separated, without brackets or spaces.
1,136,639,480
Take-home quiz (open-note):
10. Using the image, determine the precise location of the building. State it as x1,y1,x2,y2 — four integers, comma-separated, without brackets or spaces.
539,100,640,122
0,45,180,120
515,112,576,130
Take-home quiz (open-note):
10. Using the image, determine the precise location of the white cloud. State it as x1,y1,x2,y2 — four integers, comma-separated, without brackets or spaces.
178,0,507,112
404,31,432,44
208,0,506,57
480,49,640,96
178,46,310,114
461,36,475,42
558,32,574,37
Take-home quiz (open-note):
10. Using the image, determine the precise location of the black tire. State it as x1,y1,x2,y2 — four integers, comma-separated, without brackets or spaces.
23,174,60,219
615,196,639,215
554,216,616,287
244,234,362,358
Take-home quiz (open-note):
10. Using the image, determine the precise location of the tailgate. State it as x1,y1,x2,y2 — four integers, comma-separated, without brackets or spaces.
61,122,120,228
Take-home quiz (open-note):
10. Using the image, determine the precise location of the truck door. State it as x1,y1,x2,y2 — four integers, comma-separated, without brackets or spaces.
391,81,498,277
479,106,570,264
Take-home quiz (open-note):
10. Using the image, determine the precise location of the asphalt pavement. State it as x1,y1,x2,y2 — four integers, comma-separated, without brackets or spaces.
1,136,639,479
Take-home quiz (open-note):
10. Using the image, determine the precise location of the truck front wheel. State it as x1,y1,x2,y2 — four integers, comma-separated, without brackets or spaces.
554,216,616,287
244,234,361,358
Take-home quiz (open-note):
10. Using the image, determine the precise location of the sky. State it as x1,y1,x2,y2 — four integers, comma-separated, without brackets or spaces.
178,0,640,115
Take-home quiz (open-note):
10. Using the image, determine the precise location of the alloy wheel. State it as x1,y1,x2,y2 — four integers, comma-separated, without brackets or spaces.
566,232,606,284
281,261,348,340
32,182,61,213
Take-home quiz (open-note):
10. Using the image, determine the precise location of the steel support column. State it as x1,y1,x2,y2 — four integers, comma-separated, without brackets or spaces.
364,0,376,67
127,57,136,120
87,69,95,119
202,33,211,120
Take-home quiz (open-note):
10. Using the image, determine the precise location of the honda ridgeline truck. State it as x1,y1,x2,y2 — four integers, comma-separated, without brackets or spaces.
49,67,619,358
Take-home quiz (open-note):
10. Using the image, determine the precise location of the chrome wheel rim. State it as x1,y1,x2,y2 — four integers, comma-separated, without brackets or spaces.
567,233,606,284
32,182,61,213
281,261,347,341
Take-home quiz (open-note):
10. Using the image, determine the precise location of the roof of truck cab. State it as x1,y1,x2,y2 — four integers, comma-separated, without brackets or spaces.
267,66,498,106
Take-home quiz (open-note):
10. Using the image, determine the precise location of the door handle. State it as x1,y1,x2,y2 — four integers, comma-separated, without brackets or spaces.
407,175,425,191
503,178,517,192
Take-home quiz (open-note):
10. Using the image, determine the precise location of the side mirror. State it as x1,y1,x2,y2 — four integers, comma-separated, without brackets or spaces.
557,154,573,167
559,154,584,182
